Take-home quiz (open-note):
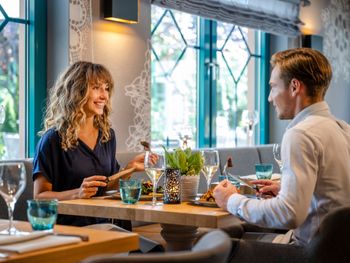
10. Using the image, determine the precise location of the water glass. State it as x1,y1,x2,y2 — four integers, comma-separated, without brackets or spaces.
27,199,58,231
119,179,141,204
255,163,273,180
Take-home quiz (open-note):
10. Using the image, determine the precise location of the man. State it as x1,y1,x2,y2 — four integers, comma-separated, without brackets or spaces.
213,48,350,246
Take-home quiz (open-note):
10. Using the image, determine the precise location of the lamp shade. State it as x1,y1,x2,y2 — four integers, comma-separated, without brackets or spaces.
103,0,139,24
302,35,323,52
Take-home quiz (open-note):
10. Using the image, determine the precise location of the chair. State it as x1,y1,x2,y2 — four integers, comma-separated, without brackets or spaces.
0,159,33,221
81,230,232,263
228,205,350,263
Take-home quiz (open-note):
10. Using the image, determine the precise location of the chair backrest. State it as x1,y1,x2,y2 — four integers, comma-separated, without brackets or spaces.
0,159,34,221
81,230,232,263
307,205,350,263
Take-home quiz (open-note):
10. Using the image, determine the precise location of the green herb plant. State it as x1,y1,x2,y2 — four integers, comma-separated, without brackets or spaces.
163,147,204,176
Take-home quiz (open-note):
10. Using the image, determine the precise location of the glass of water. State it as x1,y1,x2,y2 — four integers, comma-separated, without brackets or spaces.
27,199,58,232
119,179,141,204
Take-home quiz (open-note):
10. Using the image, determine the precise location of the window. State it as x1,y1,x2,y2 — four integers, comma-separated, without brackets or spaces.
0,0,46,159
0,0,26,159
151,5,263,149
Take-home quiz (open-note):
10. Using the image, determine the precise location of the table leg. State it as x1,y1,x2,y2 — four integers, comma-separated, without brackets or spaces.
160,223,199,251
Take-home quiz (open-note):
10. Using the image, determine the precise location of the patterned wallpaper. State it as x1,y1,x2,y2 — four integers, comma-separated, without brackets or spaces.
321,0,350,82
124,43,152,152
69,0,93,63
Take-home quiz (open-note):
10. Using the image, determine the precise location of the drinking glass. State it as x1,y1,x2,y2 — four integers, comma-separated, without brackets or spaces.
119,179,141,204
0,162,26,235
27,199,58,231
144,151,165,206
201,150,219,191
242,110,259,146
273,143,283,171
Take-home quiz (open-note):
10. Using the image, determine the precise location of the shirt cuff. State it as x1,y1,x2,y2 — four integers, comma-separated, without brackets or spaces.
227,193,247,216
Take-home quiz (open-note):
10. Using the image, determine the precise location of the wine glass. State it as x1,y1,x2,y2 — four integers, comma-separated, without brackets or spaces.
0,162,26,235
273,143,283,172
201,150,219,191
144,151,165,206
0,104,5,125
241,110,259,146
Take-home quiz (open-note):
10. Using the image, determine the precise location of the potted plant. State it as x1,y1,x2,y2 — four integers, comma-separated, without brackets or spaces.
163,147,204,201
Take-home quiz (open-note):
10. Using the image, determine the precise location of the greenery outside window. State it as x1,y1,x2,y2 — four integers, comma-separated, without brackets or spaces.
0,0,46,159
151,5,263,149
0,0,26,159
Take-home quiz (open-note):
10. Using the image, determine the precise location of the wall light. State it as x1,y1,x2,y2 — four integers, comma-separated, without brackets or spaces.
302,35,323,52
103,0,139,24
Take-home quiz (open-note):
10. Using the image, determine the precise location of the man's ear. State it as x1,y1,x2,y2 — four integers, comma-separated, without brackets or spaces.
290,78,301,96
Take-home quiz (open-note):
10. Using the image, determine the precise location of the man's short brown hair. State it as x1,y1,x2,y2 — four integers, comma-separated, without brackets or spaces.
270,48,332,98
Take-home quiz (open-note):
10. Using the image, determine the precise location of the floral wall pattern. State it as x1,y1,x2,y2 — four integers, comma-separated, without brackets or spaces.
124,43,151,152
321,0,350,82
69,0,93,63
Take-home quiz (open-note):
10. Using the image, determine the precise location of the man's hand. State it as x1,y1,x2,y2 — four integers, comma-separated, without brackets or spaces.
250,179,280,197
213,180,239,211
78,175,107,199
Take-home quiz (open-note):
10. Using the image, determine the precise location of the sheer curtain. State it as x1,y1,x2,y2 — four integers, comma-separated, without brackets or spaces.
151,0,309,37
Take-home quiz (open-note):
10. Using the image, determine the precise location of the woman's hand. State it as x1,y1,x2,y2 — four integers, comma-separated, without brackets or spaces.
78,175,107,199
126,153,147,172
250,179,280,197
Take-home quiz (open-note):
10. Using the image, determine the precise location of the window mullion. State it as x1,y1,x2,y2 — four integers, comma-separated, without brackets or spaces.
198,19,217,148
26,0,47,157
256,32,270,144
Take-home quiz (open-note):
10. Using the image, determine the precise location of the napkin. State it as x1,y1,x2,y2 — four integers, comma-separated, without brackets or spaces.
0,232,48,245
0,234,81,253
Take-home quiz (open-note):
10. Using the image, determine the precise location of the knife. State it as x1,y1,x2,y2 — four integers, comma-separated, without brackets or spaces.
105,167,136,191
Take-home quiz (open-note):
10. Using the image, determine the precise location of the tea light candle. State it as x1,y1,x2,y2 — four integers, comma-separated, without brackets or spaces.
163,168,181,204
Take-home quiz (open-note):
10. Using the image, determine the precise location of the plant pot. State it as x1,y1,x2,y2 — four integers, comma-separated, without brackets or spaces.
180,175,200,202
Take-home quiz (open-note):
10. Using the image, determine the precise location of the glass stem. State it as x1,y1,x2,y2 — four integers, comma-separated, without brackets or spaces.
247,126,253,146
7,201,15,234
152,180,157,206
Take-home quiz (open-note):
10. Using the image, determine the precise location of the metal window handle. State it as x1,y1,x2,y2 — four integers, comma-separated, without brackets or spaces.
205,62,219,80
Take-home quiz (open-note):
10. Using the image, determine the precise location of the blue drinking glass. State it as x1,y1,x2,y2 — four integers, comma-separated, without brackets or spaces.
27,199,58,231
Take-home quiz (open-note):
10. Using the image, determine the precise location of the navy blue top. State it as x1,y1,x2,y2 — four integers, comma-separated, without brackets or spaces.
33,128,120,226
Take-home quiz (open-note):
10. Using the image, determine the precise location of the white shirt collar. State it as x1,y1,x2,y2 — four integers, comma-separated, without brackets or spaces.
287,101,332,130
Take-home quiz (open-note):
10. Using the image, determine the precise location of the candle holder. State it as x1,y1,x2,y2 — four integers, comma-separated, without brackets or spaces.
163,168,181,204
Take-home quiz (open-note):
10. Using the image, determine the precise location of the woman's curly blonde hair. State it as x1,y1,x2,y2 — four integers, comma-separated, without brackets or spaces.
40,61,114,151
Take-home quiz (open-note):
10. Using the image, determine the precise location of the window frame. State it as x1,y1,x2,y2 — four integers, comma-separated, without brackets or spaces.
26,0,46,157
151,7,270,148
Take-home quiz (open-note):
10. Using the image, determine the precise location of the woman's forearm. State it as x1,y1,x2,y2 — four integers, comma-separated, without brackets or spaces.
34,188,80,201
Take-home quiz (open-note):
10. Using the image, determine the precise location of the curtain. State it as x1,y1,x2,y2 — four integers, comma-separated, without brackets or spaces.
151,0,307,37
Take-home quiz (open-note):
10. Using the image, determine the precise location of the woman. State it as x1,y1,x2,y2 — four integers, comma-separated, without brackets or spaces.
33,61,145,227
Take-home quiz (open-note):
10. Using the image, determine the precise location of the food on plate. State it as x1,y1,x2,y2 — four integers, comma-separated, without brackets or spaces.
141,181,163,195
199,189,215,202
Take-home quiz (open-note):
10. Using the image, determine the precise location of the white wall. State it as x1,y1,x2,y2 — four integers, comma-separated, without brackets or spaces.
91,0,151,153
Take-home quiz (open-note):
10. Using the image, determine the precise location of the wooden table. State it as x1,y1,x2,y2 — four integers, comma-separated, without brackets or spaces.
0,220,138,263
58,199,242,251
